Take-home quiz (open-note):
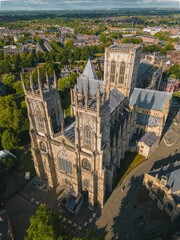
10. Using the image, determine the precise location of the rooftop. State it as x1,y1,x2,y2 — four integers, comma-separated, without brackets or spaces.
148,161,180,195
81,59,99,80
139,132,159,147
77,77,103,96
109,44,142,51
130,88,172,111
109,88,125,114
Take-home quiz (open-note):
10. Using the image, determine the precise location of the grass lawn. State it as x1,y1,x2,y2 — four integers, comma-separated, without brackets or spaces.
94,53,104,57
114,152,146,188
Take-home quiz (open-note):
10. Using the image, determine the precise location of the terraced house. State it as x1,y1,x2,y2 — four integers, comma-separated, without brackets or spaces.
21,44,172,208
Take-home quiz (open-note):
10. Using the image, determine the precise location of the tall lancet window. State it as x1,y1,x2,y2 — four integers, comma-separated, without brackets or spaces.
110,60,116,82
84,125,92,148
51,108,59,133
119,62,126,84
36,112,45,131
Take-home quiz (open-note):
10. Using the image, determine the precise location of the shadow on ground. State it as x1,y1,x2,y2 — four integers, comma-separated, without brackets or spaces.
97,174,180,240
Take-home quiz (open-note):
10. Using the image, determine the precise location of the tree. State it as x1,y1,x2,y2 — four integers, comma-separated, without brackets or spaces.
58,72,78,93
1,74,16,86
1,129,20,150
0,94,28,133
166,64,180,79
0,155,17,175
25,204,57,240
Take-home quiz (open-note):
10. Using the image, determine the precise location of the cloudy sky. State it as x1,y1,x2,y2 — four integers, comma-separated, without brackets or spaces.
0,0,179,10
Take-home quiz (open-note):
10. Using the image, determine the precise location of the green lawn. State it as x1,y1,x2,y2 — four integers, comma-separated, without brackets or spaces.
114,152,146,187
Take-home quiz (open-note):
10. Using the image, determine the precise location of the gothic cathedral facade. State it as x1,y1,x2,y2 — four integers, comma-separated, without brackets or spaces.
22,44,171,208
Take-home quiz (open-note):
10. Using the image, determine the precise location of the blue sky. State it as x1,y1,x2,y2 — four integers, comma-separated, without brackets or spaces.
0,0,179,10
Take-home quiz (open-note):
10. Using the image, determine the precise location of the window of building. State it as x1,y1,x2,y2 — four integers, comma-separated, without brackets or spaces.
110,61,116,82
40,141,47,152
37,115,44,130
157,188,165,199
51,108,59,133
82,159,91,171
119,62,125,84
84,125,92,148
83,179,89,189
59,158,72,175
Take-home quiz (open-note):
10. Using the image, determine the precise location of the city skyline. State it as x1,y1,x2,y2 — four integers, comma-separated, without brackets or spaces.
0,0,179,10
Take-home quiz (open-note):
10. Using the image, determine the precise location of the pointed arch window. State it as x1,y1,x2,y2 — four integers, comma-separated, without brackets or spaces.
110,60,116,83
119,62,126,84
83,179,89,189
51,108,59,133
84,125,92,148
36,113,44,130
82,159,91,171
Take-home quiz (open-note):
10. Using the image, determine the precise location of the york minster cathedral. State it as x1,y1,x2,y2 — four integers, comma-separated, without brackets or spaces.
22,44,172,208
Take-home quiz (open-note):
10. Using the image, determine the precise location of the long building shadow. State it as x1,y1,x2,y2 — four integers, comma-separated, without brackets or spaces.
104,175,180,240
151,153,180,171
161,104,180,141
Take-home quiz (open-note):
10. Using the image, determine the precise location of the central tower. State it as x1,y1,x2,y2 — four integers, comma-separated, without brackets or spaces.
104,44,142,98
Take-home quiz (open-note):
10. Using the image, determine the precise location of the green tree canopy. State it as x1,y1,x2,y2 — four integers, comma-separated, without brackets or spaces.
1,129,20,150
25,204,57,240
0,94,28,133
0,154,17,175
58,72,78,93
1,74,16,86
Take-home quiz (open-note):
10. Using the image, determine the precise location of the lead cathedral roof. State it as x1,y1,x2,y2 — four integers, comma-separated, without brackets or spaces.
130,88,172,111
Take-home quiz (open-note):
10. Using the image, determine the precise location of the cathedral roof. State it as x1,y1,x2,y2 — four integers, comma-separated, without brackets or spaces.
81,59,99,80
137,113,160,127
77,77,103,96
64,122,75,143
109,88,125,114
139,132,159,147
130,88,172,111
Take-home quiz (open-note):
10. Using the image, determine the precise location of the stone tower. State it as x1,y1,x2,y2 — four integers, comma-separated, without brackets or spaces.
104,44,142,98
21,70,64,188
71,59,107,207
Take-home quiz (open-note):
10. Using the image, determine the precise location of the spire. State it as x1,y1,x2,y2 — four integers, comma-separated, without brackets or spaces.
30,72,34,94
37,68,44,99
20,73,27,94
46,71,51,92
81,59,99,80
53,70,57,89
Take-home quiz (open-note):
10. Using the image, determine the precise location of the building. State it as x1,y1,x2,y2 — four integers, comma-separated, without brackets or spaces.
137,132,159,158
129,88,172,137
167,51,180,64
22,44,172,208
159,78,180,92
141,36,160,45
143,162,180,221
